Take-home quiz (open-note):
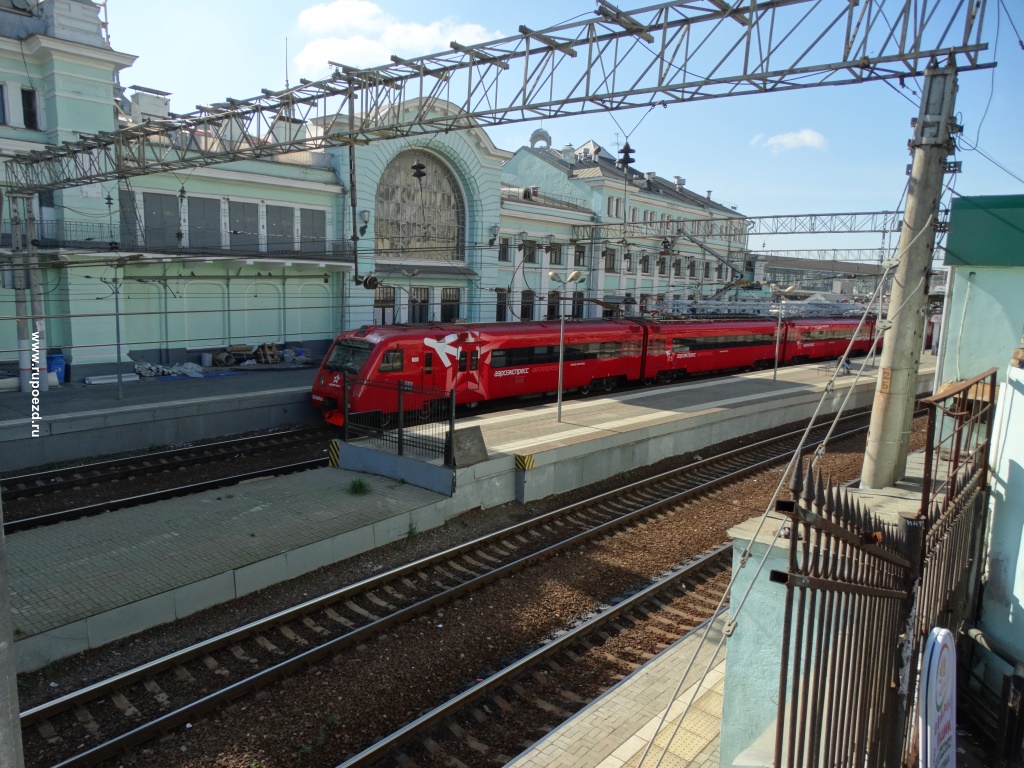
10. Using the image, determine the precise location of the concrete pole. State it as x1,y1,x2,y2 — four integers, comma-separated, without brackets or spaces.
9,196,33,394
0,494,26,768
862,64,958,489
25,197,48,392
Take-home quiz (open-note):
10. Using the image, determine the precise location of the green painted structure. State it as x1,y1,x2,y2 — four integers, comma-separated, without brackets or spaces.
935,195,1024,388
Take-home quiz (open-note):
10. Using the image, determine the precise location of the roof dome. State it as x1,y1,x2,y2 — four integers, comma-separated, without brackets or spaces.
529,128,552,149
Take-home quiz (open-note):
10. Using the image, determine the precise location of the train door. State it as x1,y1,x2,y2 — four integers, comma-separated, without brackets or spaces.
778,321,793,364
456,339,482,402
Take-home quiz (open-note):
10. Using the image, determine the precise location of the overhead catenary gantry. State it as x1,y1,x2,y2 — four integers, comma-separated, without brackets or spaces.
575,208,923,244
2,0,990,194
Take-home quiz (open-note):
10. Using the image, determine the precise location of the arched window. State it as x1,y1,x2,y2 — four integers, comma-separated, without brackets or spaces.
375,151,465,261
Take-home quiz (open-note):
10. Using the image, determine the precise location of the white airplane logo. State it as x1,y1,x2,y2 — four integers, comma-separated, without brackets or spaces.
424,334,461,367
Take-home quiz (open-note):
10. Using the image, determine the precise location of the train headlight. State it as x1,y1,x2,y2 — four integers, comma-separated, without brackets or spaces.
319,374,325,386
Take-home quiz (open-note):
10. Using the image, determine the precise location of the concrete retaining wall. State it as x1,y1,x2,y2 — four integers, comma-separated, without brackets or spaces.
0,386,321,471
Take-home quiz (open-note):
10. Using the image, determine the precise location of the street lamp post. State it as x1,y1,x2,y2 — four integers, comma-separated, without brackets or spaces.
549,270,585,423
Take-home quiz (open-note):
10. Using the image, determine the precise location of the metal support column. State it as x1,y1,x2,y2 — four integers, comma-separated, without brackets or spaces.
862,64,958,489
25,196,48,391
9,196,32,393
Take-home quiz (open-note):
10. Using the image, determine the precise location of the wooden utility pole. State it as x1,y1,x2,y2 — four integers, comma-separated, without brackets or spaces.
862,63,958,489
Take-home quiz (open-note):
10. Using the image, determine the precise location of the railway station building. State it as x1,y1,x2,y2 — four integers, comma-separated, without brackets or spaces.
0,0,748,382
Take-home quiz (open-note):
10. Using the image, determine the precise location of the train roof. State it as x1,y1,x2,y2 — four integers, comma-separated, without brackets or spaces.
333,315,874,346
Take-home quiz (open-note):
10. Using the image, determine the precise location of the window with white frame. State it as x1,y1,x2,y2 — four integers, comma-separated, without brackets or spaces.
603,247,617,273
574,244,587,267
521,290,536,321
374,286,395,325
409,286,430,323
495,288,508,321
21,88,38,130
440,287,461,322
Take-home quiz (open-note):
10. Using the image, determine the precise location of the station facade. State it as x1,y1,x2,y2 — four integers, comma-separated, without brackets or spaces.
0,0,748,380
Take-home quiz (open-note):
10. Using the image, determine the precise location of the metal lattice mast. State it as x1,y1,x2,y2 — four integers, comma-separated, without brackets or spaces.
2,0,990,194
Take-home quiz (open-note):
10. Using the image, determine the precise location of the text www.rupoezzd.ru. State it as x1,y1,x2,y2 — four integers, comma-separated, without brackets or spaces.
30,330,42,437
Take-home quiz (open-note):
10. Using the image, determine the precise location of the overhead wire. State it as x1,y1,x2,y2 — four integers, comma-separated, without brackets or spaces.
635,205,940,768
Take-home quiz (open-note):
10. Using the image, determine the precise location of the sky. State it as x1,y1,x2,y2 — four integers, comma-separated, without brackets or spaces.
102,0,1024,255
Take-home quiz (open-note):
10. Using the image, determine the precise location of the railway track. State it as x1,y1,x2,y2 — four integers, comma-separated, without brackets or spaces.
22,410,878,768
1,427,332,533
340,546,732,768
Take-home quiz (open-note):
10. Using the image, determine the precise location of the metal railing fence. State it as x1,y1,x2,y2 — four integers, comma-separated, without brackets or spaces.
773,369,998,766
772,463,914,767
339,374,455,465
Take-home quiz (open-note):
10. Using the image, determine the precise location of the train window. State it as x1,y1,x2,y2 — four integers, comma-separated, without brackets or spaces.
379,349,404,373
674,333,776,351
325,339,374,374
425,352,433,374
490,350,505,368
470,349,479,371
459,350,467,372
598,341,621,358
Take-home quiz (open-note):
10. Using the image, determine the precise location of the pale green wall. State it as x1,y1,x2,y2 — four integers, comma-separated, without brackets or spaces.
980,366,1024,670
936,267,1024,387
719,532,790,768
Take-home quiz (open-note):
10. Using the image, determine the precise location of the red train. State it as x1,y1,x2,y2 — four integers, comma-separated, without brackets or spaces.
311,316,877,425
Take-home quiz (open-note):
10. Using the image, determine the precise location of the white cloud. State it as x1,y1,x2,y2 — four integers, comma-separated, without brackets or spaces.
294,1,502,74
750,129,827,155
297,1,387,35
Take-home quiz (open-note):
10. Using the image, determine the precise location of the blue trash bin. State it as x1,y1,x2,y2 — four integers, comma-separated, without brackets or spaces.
46,353,65,383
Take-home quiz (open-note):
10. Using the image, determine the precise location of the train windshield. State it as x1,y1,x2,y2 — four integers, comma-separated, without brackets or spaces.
324,339,374,374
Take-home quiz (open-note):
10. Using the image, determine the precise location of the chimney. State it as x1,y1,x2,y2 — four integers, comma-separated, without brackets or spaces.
645,171,656,182
674,176,685,191
562,143,575,164
707,190,713,200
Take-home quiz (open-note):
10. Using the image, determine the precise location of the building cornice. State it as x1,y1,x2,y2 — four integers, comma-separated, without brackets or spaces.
10,34,136,70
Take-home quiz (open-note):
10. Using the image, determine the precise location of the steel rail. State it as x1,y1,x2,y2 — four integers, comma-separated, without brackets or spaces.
3,458,328,534
25,408,878,727
28,412,883,768
0,426,328,498
336,546,732,768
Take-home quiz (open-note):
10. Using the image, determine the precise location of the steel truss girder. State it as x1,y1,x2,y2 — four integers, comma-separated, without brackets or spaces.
3,0,989,194
752,247,897,262
571,209,934,244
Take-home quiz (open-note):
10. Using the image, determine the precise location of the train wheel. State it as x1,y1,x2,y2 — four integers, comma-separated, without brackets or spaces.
580,383,592,395
603,378,616,392
642,377,655,387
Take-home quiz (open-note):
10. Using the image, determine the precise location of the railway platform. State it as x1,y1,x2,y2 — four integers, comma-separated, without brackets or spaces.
7,355,936,681
0,365,321,471
506,613,729,768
